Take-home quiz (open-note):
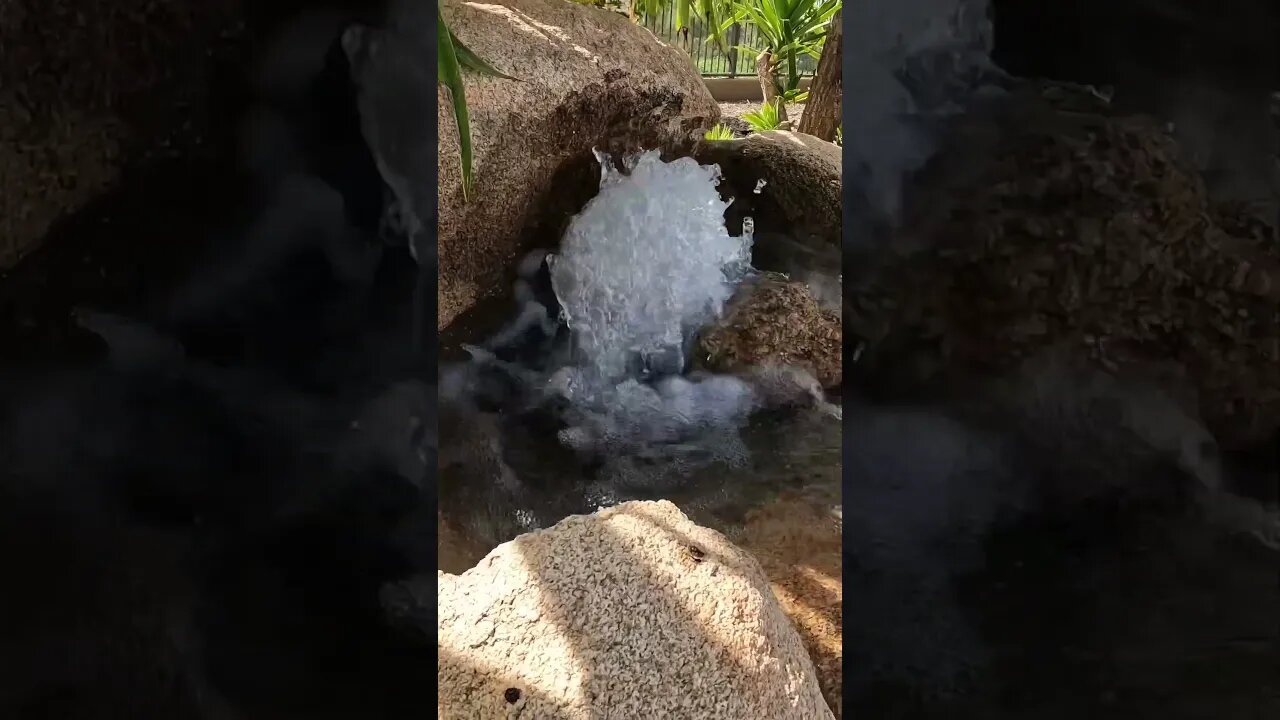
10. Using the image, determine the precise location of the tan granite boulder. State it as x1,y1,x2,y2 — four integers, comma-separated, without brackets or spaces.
734,494,844,717
413,500,834,719
344,0,720,329
697,131,843,253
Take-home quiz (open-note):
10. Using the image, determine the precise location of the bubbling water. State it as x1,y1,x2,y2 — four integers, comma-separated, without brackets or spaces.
534,150,768,484
548,150,753,381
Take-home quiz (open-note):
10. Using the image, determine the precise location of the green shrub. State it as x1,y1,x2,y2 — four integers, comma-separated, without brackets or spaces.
704,123,735,140
742,100,783,132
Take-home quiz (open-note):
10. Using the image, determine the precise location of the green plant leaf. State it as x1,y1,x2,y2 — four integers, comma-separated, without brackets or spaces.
438,3,474,201
438,3,521,203
675,0,691,30
698,0,731,55
742,99,783,132
704,123,735,140
781,88,808,104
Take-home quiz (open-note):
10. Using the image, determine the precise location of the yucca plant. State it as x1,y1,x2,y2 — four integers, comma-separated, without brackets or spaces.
438,2,516,201
704,123,735,140
782,89,809,104
718,0,839,118
742,100,783,132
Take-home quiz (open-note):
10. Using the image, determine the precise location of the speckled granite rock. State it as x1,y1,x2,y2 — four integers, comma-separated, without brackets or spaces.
400,500,833,719
850,81,1280,451
733,495,844,717
696,131,842,253
698,276,841,390
0,0,245,268
345,0,720,329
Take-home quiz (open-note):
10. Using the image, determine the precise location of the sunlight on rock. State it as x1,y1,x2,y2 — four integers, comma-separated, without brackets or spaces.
432,501,834,719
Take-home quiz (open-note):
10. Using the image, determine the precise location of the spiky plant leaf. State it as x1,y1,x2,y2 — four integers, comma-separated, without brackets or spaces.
675,0,690,30
724,0,840,91
742,99,783,132
452,30,518,81
781,88,809,104
438,3,519,203
437,3,474,200
704,123,735,140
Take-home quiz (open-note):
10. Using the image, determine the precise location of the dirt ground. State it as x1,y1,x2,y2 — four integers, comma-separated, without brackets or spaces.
733,494,844,717
718,101,806,127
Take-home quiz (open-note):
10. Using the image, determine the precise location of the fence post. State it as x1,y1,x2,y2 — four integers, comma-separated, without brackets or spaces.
636,9,809,78
728,23,741,78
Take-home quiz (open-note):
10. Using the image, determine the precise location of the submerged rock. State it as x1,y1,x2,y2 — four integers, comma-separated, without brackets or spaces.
698,277,841,391
850,81,1280,451
345,0,720,328
418,500,833,719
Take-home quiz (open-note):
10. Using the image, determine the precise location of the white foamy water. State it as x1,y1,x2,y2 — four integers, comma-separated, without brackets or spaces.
539,151,766,479
549,150,753,381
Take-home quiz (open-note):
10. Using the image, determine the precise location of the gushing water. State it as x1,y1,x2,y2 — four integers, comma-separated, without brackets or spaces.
445,148,838,536
548,150,753,381
536,150,764,482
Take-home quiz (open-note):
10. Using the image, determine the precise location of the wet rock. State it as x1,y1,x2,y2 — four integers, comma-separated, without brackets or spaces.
738,365,829,410
849,81,1280,451
719,116,753,137
436,510,492,576
345,0,720,329
698,277,841,391
418,500,834,719
697,131,842,256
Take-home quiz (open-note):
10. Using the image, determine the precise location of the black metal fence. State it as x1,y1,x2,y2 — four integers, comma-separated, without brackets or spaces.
638,7,817,78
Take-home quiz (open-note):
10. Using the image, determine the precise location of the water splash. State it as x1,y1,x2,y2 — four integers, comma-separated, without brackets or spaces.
536,150,768,484
548,150,753,381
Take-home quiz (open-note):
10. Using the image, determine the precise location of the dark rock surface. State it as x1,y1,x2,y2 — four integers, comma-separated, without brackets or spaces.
990,0,1280,219
851,81,1280,452
0,0,247,268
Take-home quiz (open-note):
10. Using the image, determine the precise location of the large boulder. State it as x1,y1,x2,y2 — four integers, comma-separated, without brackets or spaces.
406,500,834,719
849,81,1280,452
697,131,842,264
344,0,720,329
0,0,244,269
733,494,843,717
